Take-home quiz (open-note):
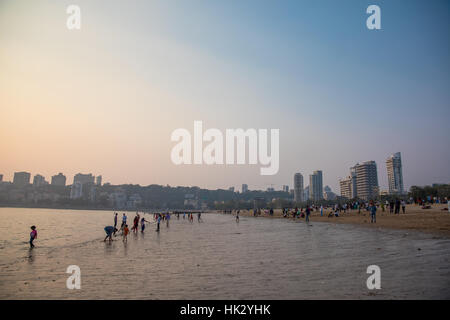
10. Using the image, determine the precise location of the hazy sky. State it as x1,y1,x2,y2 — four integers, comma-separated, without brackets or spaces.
1,0,449,192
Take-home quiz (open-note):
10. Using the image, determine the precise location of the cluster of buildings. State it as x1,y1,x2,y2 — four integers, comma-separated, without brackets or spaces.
339,152,404,201
292,170,335,203
235,152,405,203
5,172,103,199
0,171,147,210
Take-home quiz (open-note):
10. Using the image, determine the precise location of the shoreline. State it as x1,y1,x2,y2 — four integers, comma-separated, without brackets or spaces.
225,204,450,238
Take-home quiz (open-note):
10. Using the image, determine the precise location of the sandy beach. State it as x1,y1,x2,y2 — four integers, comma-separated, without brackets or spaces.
234,204,450,238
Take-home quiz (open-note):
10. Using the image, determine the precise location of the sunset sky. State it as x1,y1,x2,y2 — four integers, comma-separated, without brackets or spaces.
1,0,449,192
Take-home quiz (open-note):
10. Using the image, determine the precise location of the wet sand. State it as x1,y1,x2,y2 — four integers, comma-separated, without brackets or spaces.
234,204,450,238
0,208,449,299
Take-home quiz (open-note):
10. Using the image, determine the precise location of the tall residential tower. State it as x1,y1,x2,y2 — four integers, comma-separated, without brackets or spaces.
386,152,404,194
293,173,304,203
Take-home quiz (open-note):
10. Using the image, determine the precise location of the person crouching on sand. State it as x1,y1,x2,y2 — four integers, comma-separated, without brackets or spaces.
104,226,118,241
29,226,37,248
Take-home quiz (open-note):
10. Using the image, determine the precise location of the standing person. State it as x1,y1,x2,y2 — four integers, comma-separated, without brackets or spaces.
123,224,129,242
132,213,140,233
122,213,127,228
114,212,118,229
140,217,149,233
305,206,311,223
320,205,323,217
29,226,37,248
395,199,401,214
236,211,239,222
166,213,170,227
198,212,202,222
370,201,377,223
401,200,406,214
389,200,394,214
183,212,186,220
104,226,117,241
156,214,161,232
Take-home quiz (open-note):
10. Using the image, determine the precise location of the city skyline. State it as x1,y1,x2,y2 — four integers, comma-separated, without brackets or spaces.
0,151,435,195
1,0,449,193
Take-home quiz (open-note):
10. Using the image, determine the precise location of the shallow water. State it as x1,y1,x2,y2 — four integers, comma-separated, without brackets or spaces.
0,207,449,299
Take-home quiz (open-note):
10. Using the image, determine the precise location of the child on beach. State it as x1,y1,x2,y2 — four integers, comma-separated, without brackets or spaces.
29,226,37,248
370,201,377,223
123,224,129,241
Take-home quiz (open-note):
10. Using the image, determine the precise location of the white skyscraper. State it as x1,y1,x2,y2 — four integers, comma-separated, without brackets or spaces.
386,152,404,194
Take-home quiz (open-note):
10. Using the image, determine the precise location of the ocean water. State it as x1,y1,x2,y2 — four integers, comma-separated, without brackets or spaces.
0,207,449,299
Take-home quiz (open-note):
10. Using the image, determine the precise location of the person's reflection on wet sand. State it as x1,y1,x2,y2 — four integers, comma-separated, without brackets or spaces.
123,240,128,257
27,248,35,264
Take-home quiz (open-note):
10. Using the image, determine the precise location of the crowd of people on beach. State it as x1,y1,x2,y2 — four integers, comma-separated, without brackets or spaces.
26,195,449,248
221,197,440,226
103,211,204,242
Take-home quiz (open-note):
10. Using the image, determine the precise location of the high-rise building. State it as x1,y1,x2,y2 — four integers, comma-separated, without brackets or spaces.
293,173,304,203
386,152,404,195
229,187,235,192
323,185,336,200
339,168,357,199
73,173,95,185
282,185,289,193
70,181,83,199
354,161,379,201
51,173,66,186
309,170,323,201
71,173,95,199
303,186,309,201
33,174,47,187
96,175,102,186
339,177,353,199
13,172,30,187
242,184,248,193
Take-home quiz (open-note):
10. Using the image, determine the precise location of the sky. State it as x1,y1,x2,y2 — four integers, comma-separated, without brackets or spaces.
1,0,449,192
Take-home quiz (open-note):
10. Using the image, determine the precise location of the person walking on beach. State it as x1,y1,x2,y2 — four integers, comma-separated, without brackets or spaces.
166,213,171,227
104,226,118,241
132,213,140,233
198,212,202,222
29,226,37,248
401,200,406,214
123,224,129,242
369,201,377,223
320,205,323,217
236,211,239,222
